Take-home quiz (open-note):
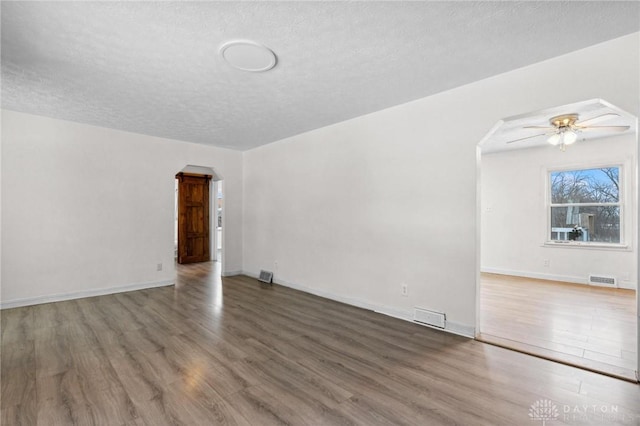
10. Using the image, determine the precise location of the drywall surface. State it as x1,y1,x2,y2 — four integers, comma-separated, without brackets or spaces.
482,134,636,289
1,110,243,306
242,33,639,333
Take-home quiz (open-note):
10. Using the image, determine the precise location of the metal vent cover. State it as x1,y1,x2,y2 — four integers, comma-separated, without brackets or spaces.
588,275,617,287
414,308,446,329
258,270,273,284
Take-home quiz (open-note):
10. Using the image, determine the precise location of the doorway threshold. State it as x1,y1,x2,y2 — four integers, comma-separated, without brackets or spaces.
477,332,638,383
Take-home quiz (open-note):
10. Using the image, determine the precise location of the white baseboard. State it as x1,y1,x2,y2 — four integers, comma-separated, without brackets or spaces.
222,270,243,277
373,307,475,338
0,279,175,309
240,271,475,339
481,267,637,290
442,321,477,338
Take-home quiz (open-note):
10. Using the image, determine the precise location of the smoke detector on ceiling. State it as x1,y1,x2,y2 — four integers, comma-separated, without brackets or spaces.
220,40,277,72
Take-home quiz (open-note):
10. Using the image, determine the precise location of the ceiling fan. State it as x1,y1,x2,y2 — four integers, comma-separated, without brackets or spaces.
506,112,630,151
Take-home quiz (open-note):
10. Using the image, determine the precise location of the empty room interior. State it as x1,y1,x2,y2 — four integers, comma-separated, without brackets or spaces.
1,2,640,425
479,100,638,381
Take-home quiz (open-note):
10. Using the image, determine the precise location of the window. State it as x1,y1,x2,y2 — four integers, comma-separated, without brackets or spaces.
549,166,622,245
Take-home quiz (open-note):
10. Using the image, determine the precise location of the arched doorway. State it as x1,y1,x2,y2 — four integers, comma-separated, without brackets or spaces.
174,165,224,271
476,99,639,381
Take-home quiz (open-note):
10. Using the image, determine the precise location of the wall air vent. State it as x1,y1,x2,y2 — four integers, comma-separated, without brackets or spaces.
258,270,273,284
588,275,617,288
414,308,446,329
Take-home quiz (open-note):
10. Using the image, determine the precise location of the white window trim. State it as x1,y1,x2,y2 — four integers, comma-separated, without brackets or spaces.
543,162,629,250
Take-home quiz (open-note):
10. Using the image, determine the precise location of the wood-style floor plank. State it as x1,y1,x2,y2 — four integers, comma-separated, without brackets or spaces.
479,273,638,380
1,262,639,425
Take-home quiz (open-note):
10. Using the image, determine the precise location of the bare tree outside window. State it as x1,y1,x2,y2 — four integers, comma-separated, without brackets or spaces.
549,167,621,243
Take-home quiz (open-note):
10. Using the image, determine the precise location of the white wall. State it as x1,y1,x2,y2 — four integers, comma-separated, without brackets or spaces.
242,33,639,336
1,110,243,307
481,134,637,289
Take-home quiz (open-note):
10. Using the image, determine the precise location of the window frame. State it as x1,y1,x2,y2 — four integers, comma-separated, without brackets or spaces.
545,163,626,249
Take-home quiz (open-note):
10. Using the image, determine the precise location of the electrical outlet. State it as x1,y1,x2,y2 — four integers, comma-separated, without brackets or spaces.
543,259,550,267
401,283,408,297
157,263,163,271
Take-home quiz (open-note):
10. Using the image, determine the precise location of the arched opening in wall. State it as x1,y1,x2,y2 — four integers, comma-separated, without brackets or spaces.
175,165,224,277
476,99,638,382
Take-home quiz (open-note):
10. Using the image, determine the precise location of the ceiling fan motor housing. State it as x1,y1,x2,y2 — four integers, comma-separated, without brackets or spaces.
550,113,579,129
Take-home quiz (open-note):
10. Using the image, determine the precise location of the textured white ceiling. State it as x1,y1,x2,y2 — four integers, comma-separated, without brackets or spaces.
2,1,639,150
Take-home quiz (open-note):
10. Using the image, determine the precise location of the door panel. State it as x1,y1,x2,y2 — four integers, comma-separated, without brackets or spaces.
176,173,211,264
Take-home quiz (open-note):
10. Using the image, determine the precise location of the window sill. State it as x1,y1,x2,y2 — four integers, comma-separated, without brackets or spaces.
543,241,630,251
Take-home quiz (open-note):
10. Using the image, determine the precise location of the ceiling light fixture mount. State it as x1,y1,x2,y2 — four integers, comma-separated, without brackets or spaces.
547,114,579,151
220,40,277,72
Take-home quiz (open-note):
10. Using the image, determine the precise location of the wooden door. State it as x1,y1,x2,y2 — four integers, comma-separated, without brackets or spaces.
176,173,211,264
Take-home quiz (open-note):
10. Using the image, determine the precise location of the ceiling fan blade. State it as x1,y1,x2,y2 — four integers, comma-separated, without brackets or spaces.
523,126,555,130
578,125,630,132
577,113,620,126
506,133,550,144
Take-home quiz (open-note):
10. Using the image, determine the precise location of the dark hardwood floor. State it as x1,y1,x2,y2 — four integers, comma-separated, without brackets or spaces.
2,261,640,425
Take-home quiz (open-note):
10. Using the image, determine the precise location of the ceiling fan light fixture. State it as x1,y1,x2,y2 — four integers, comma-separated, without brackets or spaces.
503,105,632,152
563,130,578,145
547,133,561,146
